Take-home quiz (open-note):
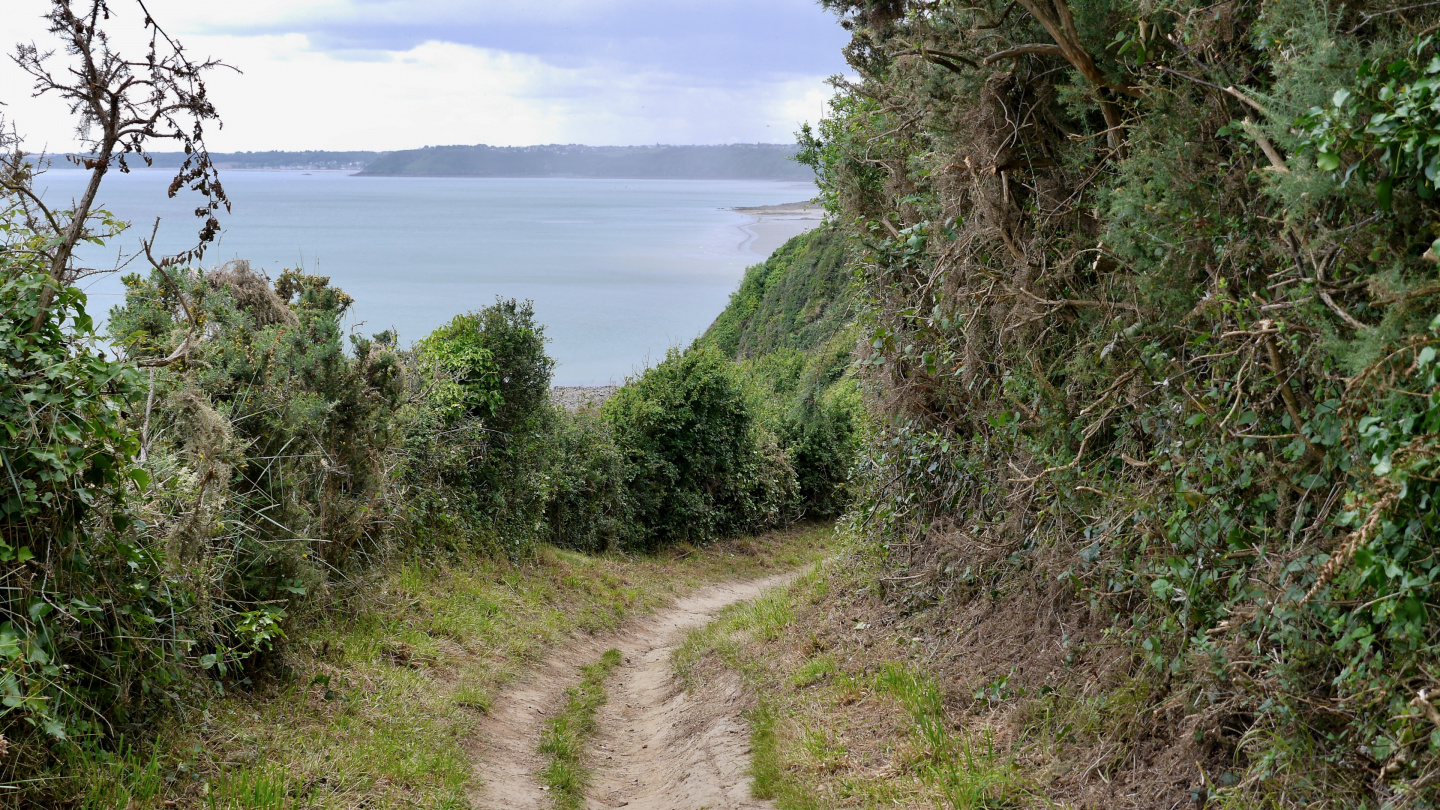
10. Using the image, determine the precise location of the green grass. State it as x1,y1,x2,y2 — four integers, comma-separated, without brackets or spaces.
538,648,624,809
64,524,835,809
676,551,1035,809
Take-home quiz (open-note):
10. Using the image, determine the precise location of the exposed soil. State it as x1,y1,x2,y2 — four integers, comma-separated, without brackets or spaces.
468,574,791,810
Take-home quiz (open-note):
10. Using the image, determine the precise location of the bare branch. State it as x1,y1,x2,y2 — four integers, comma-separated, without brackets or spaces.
984,44,1066,64
7,0,230,328
1239,118,1290,173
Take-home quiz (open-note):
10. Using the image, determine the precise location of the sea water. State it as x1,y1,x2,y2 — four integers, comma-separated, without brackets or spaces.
35,170,816,385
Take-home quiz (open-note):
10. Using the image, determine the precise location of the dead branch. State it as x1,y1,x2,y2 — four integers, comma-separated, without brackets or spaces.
1347,0,1440,33
1413,689,1440,732
984,44,1066,65
1240,118,1290,173
9,0,230,328
1011,0,1138,151
896,46,981,71
1313,249,1373,332
1017,286,1144,314
1257,320,1323,461
135,333,192,371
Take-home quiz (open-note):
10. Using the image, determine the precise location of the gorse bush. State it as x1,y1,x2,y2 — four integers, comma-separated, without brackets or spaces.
808,0,1440,802
111,261,405,583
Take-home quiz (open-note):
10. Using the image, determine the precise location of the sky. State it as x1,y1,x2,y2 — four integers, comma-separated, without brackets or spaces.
1,0,850,153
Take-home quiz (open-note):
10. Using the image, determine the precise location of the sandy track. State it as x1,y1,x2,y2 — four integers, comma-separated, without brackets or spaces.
469,574,791,810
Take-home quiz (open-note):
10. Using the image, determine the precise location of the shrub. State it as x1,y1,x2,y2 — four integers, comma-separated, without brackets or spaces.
110,262,406,583
703,227,854,358
733,333,863,518
544,410,630,554
0,228,190,762
604,346,795,550
407,299,556,553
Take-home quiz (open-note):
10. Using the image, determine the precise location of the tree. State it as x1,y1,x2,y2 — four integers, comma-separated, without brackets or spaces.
2,0,229,328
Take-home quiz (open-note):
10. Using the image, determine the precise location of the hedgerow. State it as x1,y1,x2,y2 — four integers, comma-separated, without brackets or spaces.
603,346,797,550
809,0,1440,802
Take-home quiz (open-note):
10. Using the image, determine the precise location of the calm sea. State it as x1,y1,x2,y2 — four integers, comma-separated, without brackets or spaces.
36,170,816,385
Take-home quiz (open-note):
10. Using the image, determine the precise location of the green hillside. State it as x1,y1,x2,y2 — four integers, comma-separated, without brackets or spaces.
698,225,862,518
700,226,853,358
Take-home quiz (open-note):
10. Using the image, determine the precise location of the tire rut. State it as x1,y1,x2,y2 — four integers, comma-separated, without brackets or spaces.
468,574,791,810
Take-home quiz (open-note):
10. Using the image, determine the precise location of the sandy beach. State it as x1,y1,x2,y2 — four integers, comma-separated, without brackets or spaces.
732,201,825,258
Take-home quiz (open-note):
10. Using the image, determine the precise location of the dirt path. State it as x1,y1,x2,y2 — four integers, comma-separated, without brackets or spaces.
469,574,791,810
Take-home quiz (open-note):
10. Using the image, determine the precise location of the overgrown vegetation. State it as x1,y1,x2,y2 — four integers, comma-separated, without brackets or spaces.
699,226,866,519
793,0,1440,804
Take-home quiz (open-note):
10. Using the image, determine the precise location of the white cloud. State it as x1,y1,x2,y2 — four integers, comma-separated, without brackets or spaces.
0,1,843,152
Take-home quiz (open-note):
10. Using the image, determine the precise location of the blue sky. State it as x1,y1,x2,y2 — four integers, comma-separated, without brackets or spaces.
3,0,849,151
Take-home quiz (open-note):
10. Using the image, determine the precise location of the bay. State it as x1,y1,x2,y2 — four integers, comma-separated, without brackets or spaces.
35,170,817,385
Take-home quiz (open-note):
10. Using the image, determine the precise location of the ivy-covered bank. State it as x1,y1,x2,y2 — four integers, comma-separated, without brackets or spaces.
796,0,1440,805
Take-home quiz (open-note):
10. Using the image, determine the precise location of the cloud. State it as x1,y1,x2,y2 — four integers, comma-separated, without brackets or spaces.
0,1,849,151
222,0,850,79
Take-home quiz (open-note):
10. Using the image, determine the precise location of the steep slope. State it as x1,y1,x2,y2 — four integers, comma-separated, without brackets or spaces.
698,226,864,518
701,226,854,359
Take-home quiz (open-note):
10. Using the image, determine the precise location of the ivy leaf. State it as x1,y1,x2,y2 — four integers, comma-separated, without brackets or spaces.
1317,151,1341,171
1334,88,1352,107
127,467,151,491
1377,176,1395,209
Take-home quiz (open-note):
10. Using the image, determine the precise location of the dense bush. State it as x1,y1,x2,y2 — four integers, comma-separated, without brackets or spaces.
809,0,1440,802
733,336,862,518
543,409,629,554
604,346,795,550
111,262,405,584
407,300,556,553
0,230,183,761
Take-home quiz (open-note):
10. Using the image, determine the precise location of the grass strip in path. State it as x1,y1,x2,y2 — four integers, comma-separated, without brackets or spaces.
538,648,623,809
674,549,1035,809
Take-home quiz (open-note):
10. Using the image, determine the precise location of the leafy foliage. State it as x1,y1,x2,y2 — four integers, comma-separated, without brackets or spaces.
0,232,166,751
406,299,556,553
1300,36,1440,209
544,410,629,554
604,346,795,550
806,0,1440,803
704,227,854,358
700,227,865,519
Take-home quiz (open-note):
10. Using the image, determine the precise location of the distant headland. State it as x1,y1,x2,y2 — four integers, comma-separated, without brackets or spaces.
138,143,813,180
